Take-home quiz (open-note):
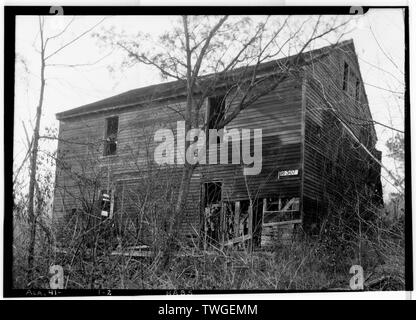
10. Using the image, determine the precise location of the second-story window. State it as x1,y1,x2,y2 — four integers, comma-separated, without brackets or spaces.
342,62,349,91
104,116,118,156
355,78,361,101
207,95,226,129
207,95,226,144
343,61,361,101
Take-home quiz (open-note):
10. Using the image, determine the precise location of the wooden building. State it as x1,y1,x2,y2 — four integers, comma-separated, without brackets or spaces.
53,40,382,250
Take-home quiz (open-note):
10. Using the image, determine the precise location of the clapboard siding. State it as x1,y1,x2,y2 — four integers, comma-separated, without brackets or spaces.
53,40,382,245
200,78,303,201
302,43,380,215
53,76,303,239
53,97,188,228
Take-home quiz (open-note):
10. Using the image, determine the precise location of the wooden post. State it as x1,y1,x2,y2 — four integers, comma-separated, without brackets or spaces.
234,201,240,238
109,187,115,219
248,204,253,252
262,198,267,223
220,201,225,250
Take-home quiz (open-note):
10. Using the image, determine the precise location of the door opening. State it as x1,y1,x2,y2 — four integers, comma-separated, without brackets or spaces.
202,181,222,248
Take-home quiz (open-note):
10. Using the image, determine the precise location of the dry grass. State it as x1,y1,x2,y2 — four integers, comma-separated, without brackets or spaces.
12,206,405,291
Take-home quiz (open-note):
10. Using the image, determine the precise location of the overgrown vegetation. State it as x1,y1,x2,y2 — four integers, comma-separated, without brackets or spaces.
12,127,405,290
12,15,406,292
12,180,405,290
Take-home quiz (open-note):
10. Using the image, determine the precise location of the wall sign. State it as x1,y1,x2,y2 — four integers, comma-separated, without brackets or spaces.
278,169,299,178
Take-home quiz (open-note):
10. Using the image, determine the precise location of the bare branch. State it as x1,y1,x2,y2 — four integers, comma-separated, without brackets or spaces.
45,17,107,60
44,16,76,46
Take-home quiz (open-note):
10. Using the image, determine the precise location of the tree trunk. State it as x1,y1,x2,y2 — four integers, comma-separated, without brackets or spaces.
173,164,195,232
27,18,45,286
160,163,195,269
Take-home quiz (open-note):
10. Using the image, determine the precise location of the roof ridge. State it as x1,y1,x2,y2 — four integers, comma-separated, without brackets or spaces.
56,39,354,120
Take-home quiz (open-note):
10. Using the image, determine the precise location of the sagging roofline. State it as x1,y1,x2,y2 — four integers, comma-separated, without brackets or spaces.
56,39,354,121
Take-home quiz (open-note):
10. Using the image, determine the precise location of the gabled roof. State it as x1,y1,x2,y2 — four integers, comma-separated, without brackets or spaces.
56,39,355,120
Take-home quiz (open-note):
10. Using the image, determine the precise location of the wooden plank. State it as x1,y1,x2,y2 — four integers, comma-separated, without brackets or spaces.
262,219,302,227
263,210,299,214
222,234,252,247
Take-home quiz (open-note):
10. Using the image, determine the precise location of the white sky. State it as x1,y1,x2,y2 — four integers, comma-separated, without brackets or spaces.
13,10,405,199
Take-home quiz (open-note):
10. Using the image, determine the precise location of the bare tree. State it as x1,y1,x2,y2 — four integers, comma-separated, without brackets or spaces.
24,16,106,286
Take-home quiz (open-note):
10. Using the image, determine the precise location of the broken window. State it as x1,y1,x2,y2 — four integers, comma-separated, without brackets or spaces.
262,197,300,225
355,78,361,101
201,182,263,250
207,96,226,130
207,96,226,147
343,61,362,100
104,116,118,156
342,62,349,91
222,200,258,250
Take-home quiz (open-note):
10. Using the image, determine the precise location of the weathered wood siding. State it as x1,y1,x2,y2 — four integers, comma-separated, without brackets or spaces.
53,41,381,245
53,96,195,242
199,78,303,201
302,42,381,226
53,76,303,244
